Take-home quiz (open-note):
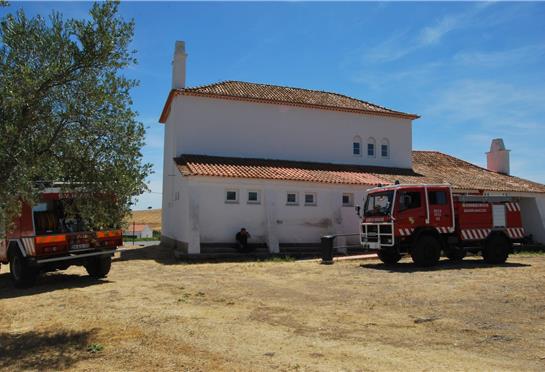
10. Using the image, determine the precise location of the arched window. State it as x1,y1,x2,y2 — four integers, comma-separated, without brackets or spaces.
381,138,390,158
352,135,361,156
367,137,376,157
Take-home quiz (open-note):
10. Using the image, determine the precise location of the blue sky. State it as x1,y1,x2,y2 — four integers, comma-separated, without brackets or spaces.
3,1,545,210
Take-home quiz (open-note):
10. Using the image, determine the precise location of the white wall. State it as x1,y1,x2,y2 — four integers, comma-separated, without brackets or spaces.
168,95,413,168
162,175,370,253
520,195,545,244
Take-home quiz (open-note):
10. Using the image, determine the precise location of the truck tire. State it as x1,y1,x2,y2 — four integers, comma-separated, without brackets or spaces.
446,248,466,261
482,234,510,264
411,235,441,267
84,255,112,278
378,249,401,265
9,249,38,287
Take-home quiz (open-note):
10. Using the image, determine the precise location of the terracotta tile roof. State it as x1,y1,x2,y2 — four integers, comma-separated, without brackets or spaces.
160,81,419,123
175,152,545,194
411,151,545,193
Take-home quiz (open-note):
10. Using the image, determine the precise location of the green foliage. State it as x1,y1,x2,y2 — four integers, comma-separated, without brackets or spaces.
87,343,104,353
0,1,151,230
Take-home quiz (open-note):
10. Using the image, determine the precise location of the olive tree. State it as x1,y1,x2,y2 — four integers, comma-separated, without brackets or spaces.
0,1,151,229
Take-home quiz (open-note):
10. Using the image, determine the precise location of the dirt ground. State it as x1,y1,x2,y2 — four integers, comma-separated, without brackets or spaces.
1,247,544,371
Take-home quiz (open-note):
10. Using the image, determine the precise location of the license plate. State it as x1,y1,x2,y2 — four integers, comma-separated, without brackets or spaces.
71,243,90,250
367,242,380,249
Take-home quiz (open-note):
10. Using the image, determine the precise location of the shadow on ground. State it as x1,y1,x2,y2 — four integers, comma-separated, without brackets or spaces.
360,258,531,273
0,272,109,299
116,244,299,265
115,244,178,265
0,329,97,370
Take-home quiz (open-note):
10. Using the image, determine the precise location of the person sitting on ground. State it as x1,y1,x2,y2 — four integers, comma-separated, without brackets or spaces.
235,228,252,253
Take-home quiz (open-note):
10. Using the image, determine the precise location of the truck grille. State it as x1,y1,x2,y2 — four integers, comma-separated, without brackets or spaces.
361,223,395,247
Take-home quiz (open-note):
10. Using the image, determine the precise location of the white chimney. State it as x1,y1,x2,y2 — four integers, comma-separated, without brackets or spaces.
172,40,187,89
486,138,510,175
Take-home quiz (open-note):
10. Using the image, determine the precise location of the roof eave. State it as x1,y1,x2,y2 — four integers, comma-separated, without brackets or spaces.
159,89,420,123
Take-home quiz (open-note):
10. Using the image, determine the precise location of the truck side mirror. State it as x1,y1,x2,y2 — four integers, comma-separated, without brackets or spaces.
355,205,361,217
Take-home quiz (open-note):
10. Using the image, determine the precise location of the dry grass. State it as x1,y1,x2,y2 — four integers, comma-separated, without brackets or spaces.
1,248,544,371
126,209,161,231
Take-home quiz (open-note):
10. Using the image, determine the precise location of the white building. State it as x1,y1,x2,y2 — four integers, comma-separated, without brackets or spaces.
123,224,154,239
159,41,545,256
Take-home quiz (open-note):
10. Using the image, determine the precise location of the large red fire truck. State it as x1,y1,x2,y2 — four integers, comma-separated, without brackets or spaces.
0,188,122,287
360,183,525,266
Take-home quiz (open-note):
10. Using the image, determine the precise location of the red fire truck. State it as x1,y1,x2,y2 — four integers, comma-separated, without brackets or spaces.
0,188,123,287
360,183,525,266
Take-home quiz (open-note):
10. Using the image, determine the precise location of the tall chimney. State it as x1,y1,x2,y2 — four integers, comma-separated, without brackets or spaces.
172,40,187,89
486,138,510,175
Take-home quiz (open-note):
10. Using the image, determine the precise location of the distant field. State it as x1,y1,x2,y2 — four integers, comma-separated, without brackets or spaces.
126,209,161,231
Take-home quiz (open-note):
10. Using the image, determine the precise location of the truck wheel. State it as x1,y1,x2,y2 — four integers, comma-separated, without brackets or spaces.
9,249,38,287
378,249,401,265
482,234,510,264
84,255,112,278
446,248,466,261
411,235,441,267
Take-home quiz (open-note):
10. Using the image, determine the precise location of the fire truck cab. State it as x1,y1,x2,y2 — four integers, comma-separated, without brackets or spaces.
360,183,524,266
0,188,122,287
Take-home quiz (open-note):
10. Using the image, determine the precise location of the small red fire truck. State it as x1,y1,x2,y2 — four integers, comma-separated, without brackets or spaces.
0,188,122,287
360,183,525,266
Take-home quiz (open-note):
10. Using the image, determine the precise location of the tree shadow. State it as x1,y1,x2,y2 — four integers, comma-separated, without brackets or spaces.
114,244,179,265
116,244,281,265
360,258,531,273
0,272,110,300
0,329,97,370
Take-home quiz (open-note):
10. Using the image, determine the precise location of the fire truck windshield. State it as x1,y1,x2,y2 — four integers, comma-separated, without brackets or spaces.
364,191,394,217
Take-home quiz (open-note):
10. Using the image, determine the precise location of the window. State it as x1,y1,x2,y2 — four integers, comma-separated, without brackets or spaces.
367,137,376,157
247,190,261,204
286,192,299,205
304,193,317,206
428,190,447,205
399,191,421,211
342,193,354,207
225,189,239,203
352,135,361,156
381,138,390,158
353,142,361,155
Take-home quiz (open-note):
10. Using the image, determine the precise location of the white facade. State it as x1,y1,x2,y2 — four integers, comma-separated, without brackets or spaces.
166,95,413,168
160,93,413,253
162,174,369,253
519,195,545,244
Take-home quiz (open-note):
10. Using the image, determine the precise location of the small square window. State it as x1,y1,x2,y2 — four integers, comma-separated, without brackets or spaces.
381,144,389,158
368,143,375,157
304,193,316,206
342,193,354,207
353,142,361,156
225,190,239,203
286,192,298,205
247,190,261,204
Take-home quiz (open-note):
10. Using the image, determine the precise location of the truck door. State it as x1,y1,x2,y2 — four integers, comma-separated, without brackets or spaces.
396,188,426,232
427,187,453,231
